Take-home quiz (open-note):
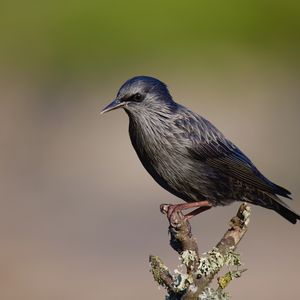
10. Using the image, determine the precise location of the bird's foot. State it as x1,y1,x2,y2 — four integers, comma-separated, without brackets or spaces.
160,201,212,225
160,204,181,220
160,204,185,226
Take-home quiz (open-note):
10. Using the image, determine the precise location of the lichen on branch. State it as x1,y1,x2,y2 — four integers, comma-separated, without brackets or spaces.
150,203,251,300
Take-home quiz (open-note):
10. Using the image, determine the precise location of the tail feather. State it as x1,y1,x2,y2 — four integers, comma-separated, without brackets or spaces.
264,192,299,224
273,200,300,224
247,191,299,224
272,183,292,199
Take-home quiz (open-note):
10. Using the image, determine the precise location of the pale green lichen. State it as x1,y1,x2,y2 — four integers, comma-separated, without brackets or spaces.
172,272,193,292
218,272,233,289
197,248,225,277
149,255,172,289
218,268,247,290
196,247,243,278
199,287,230,300
167,250,198,292
181,250,198,268
164,248,245,299
224,249,242,268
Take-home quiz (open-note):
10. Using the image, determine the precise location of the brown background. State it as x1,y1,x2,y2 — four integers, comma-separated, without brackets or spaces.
0,1,300,299
1,68,299,299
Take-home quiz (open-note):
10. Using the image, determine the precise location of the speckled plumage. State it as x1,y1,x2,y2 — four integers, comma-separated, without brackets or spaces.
102,76,299,224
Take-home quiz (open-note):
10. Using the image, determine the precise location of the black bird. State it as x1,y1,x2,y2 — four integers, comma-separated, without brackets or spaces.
101,76,299,224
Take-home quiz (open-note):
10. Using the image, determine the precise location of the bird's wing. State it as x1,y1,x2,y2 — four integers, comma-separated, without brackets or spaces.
175,112,291,198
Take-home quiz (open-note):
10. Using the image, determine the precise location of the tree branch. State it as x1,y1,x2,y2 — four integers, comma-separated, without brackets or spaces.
150,203,251,300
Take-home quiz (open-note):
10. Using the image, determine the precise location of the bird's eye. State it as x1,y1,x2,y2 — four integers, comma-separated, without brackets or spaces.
132,93,143,102
120,92,144,103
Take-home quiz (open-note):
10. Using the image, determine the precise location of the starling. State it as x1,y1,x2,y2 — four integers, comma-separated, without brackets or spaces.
101,76,299,224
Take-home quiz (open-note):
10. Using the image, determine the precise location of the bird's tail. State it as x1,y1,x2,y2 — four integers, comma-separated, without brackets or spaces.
272,200,300,224
263,193,299,224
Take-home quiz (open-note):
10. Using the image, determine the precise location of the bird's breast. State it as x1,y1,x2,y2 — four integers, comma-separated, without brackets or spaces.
128,117,210,201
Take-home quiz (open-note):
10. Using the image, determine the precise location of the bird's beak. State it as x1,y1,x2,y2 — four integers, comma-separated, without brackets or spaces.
100,99,125,114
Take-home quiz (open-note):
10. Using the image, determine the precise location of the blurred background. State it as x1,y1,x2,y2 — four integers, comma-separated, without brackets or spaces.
0,1,300,299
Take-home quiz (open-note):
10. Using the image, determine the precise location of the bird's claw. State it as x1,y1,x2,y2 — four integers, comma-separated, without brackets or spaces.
160,204,185,226
160,204,170,215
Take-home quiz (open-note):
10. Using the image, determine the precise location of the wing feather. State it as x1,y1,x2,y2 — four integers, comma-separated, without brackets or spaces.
175,112,291,198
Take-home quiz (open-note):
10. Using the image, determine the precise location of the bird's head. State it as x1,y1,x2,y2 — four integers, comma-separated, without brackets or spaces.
101,76,175,115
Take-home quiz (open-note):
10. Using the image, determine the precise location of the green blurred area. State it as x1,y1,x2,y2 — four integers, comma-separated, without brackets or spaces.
1,0,299,78
1,3,300,300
